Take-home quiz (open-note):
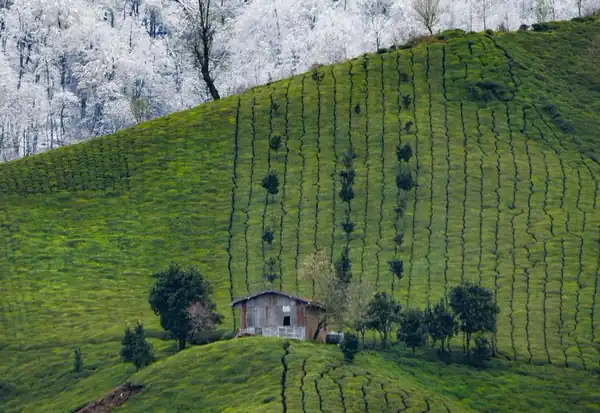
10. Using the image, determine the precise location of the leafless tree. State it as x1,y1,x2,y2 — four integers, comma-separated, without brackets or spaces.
173,0,225,100
299,250,347,339
344,280,375,346
413,0,442,35
187,301,221,335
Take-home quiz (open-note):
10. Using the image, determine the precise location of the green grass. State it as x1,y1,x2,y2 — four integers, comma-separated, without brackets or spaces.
1,16,600,412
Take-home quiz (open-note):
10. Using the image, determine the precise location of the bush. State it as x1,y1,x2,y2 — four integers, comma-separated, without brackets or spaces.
74,347,83,373
396,143,413,163
269,135,282,151
263,396,277,404
393,232,404,246
485,29,494,35
261,170,280,197
342,217,356,234
396,169,415,191
262,228,275,244
470,334,493,367
376,47,388,54
188,329,225,345
340,332,360,363
532,22,553,31
221,330,236,341
519,24,529,31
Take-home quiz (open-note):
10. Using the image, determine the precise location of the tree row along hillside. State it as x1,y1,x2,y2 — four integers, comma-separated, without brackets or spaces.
0,18,600,411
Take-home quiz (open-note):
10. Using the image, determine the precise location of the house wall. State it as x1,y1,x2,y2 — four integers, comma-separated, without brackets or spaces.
236,293,307,330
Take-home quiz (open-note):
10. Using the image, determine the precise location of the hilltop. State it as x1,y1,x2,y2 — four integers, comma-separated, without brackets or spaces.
1,16,600,412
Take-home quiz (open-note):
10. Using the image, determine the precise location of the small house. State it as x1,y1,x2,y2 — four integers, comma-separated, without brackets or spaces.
231,290,327,341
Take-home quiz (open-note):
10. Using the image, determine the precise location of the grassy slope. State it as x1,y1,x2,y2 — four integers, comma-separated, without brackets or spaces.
1,17,600,412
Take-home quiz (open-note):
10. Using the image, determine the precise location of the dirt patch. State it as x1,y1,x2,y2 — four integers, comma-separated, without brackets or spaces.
74,382,144,413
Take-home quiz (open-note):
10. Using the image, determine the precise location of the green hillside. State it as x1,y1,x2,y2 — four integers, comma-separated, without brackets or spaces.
1,16,600,412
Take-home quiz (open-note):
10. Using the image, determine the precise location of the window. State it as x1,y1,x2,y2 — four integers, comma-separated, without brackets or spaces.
283,316,291,326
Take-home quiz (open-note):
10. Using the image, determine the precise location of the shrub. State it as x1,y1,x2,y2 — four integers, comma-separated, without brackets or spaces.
532,22,553,31
404,120,414,133
485,29,494,35
262,228,275,244
340,332,360,363
396,143,413,163
398,72,409,82
339,168,356,186
263,396,277,404
342,149,357,168
335,247,352,284
264,257,278,284
388,259,404,281
376,47,388,54
188,329,225,345
402,94,412,110
497,22,509,32
261,170,280,198
355,103,361,114
342,217,356,234
339,183,355,203
519,24,529,31
470,334,493,367
393,232,404,246
270,101,280,113
73,347,83,373
269,135,282,151
221,330,236,341
121,322,154,371
396,169,415,191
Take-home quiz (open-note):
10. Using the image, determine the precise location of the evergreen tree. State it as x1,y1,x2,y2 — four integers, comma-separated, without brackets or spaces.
425,299,458,353
388,259,404,282
261,170,280,200
449,283,499,353
397,309,428,353
396,143,413,163
121,322,154,371
366,292,402,347
269,135,282,151
335,247,353,284
340,332,360,363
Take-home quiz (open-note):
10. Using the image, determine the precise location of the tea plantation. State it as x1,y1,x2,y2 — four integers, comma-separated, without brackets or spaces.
1,16,599,412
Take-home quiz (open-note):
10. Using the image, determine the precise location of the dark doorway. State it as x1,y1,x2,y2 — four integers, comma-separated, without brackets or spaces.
283,316,291,326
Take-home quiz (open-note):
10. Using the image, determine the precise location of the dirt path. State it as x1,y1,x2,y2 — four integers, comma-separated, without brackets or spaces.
74,382,143,413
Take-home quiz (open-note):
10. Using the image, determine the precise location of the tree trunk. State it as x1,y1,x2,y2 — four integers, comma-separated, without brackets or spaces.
466,332,471,354
313,319,325,340
178,336,186,351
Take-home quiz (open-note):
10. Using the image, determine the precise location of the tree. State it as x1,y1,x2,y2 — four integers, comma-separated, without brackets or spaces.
172,0,224,100
393,232,404,246
342,217,356,235
340,332,360,363
269,134,282,151
396,143,413,163
261,170,280,199
149,264,221,350
365,292,402,347
339,183,355,203
397,309,428,353
187,301,223,338
121,322,155,371
425,299,458,353
73,347,83,373
388,259,404,282
402,94,411,110
299,250,347,339
449,283,499,353
412,0,442,35
335,247,353,284
396,167,415,191
262,228,275,244
345,280,375,346
264,257,278,285
471,333,493,366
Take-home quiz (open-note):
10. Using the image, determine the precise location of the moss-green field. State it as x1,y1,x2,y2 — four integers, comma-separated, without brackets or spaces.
1,17,600,412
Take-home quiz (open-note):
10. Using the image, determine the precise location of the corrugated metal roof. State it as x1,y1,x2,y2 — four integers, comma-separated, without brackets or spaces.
231,290,325,309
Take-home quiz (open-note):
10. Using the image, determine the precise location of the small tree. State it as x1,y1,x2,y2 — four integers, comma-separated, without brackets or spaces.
396,143,413,163
339,168,356,186
397,309,428,353
299,250,347,339
449,283,499,353
342,149,357,168
402,94,412,109
366,292,402,347
339,183,355,203
149,264,221,350
73,347,83,373
404,120,414,132
342,217,356,235
345,280,374,346
471,334,493,367
126,322,154,371
264,257,278,285
396,168,416,191
425,299,458,353
261,170,280,200
335,247,353,284
269,135,282,151
393,232,404,246
412,0,442,35
187,301,223,338
340,332,360,363
262,228,275,244
388,259,404,282
355,103,361,114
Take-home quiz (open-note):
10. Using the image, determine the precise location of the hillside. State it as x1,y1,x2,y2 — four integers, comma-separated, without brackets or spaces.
28,338,600,413
1,16,600,412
